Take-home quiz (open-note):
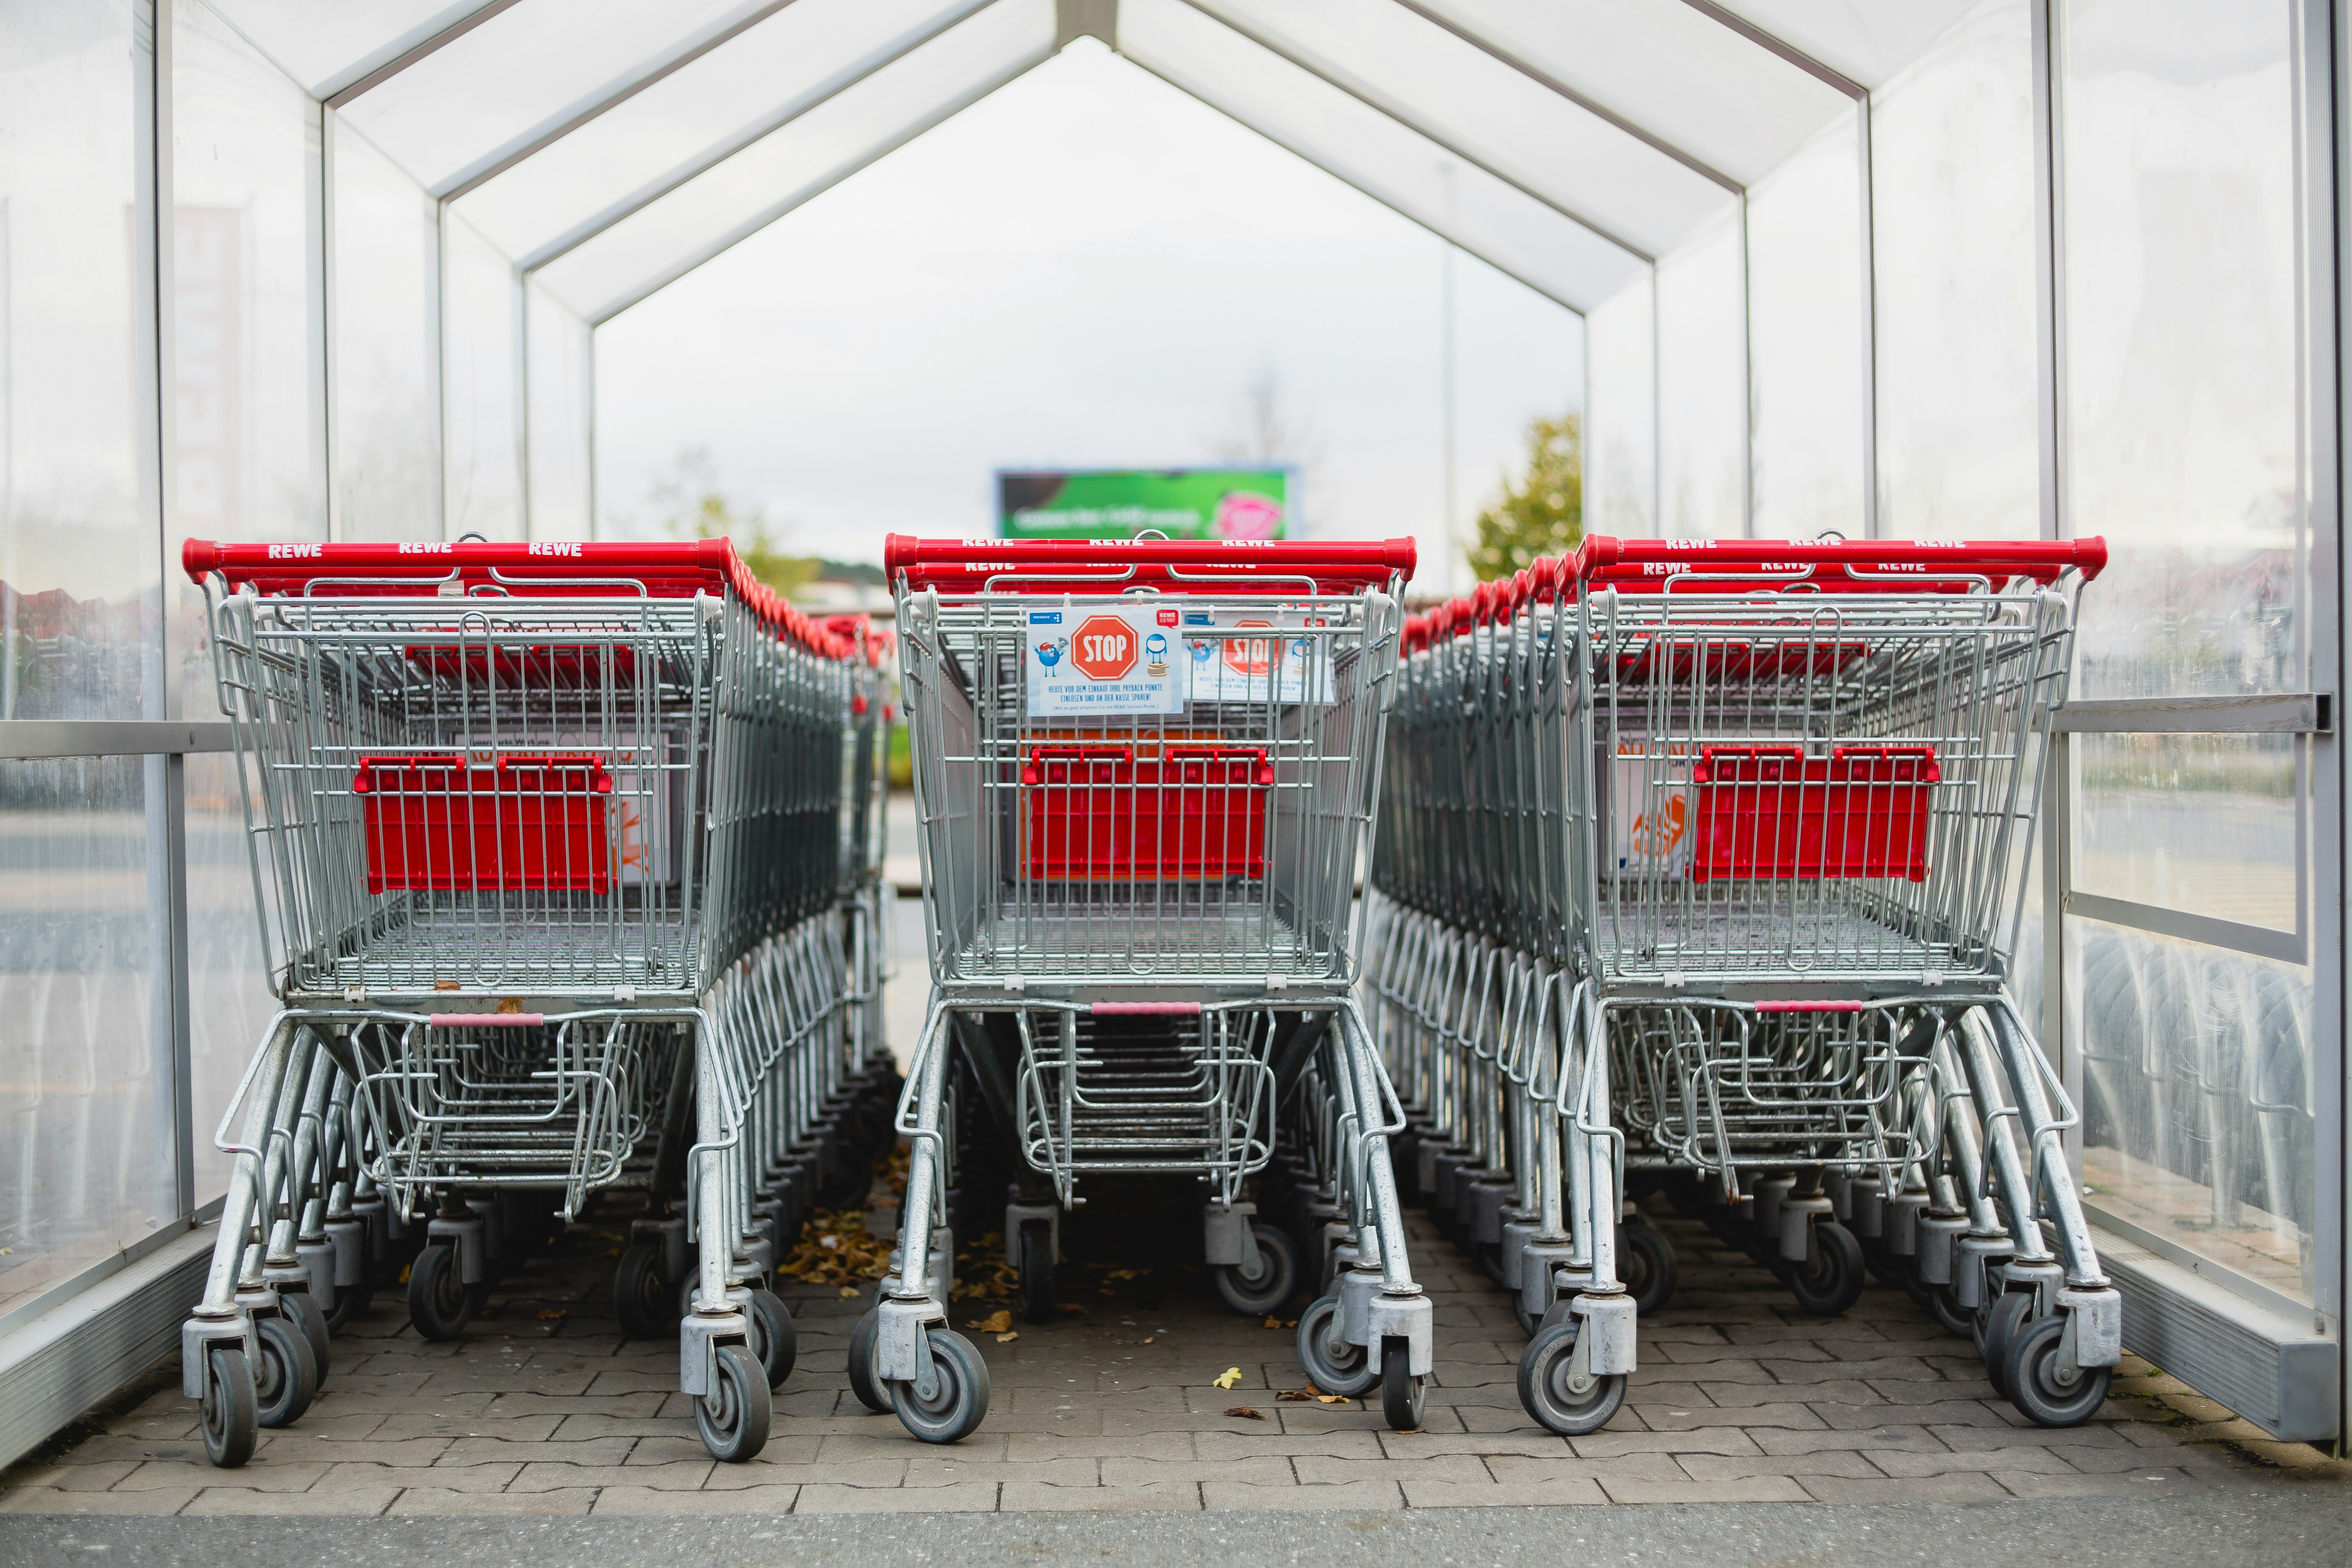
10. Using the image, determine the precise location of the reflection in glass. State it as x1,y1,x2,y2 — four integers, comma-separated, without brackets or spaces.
1655,212,1744,538
330,117,441,541
1870,0,2040,539
442,216,524,541
526,285,595,541
183,749,277,1205
2069,916,2313,1305
1584,273,1655,537
2074,732,2297,933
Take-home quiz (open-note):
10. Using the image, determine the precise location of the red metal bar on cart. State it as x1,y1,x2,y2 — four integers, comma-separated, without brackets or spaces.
427,1013,549,1027
882,533,1416,595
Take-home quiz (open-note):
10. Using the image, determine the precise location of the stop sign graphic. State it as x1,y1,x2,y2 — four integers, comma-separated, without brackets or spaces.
1223,618,1274,677
1070,615,1138,681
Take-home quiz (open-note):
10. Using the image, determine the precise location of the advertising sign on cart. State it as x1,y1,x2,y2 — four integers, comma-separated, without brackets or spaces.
1025,606,1185,715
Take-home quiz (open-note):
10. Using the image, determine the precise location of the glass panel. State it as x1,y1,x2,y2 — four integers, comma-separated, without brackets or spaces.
2059,0,2302,698
330,117,442,540
2069,915,2316,1306
185,748,275,1205
525,283,593,541
1120,0,1643,313
1401,0,1853,185
1,0,162,723
1746,113,1868,538
1717,0,1984,91
1584,272,1656,537
337,0,776,196
455,0,985,265
2074,732,2296,933
0,759,171,1318
203,0,479,97
1869,0,2040,539
1655,212,1745,537
1194,0,1735,258
442,215,523,540
534,0,1058,323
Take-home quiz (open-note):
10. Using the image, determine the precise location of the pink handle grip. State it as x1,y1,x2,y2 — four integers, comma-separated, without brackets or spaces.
428,1013,547,1028
1089,1002,1204,1016
1752,1000,1866,1014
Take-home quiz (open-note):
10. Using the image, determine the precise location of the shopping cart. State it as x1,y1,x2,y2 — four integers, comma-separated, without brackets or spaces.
1372,536,2123,1435
878,532,1432,1441
177,537,870,1468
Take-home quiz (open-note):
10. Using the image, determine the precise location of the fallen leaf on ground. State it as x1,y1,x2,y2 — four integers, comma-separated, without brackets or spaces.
536,1309,566,1321
1054,1303,1085,1315
1142,1337,1154,1344
994,1331,1019,1343
838,1286,860,1298
1212,1366,1243,1390
973,1309,1012,1334
1104,1267,1142,1281
1225,1406,1264,1419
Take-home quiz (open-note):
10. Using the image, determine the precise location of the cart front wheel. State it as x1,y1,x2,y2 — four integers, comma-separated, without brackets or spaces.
1018,1220,1056,1325
613,1241,679,1340
406,1242,484,1341
323,1280,371,1334
890,1328,991,1444
1214,1225,1297,1316
694,1343,773,1462
1516,1321,1626,1437
2004,1313,2112,1428
1294,1294,1376,1396
254,1315,317,1429
847,1306,891,1413
1978,1290,2036,1397
1379,1338,1425,1432
1784,1220,1865,1316
199,1346,258,1468
282,1289,332,1384
746,1286,797,1390
1619,1221,1679,1317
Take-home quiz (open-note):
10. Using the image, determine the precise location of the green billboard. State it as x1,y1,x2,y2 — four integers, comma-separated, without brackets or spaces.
996,468,1292,541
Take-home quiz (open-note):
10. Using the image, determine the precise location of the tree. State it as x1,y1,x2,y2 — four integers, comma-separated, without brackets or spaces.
647,446,818,598
1468,411,1582,582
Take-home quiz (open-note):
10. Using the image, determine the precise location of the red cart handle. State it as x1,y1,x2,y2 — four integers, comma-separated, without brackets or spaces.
883,533,1416,595
1572,535,2107,589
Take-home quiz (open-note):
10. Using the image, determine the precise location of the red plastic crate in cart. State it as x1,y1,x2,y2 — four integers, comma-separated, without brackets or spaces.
1687,744,1939,883
1020,745,1274,881
352,753,615,893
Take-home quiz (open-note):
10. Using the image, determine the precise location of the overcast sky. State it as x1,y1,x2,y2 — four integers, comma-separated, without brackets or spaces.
594,38,1584,600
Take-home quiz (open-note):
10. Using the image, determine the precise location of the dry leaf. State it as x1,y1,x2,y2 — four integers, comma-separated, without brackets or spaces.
1225,1406,1265,1420
838,1286,860,1298
1263,1315,1283,1330
1054,1303,1085,1315
973,1310,1012,1334
1212,1366,1243,1390
1105,1267,1142,1281
536,1309,566,1321
1142,1336,1154,1344
994,1331,1019,1343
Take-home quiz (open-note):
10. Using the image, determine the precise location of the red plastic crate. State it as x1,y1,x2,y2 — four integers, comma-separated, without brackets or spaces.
403,642,637,688
1612,637,1871,684
1020,745,1274,880
1687,744,1938,883
352,753,615,893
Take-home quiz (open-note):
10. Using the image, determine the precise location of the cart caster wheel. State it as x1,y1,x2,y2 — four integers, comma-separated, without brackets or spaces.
694,1343,772,1462
1516,1321,1627,1436
613,1241,679,1341
1214,1225,1297,1316
1619,1221,1679,1317
2005,1313,2112,1427
1978,1291,2035,1397
1295,1294,1377,1396
198,1345,258,1468
1379,1338,1425,1431
1920,1276,1973,1338
406,1241,485,1341
254,1315,318,1429
890,1328,991,1444
1784,1220,1865,1316
1513,1292,1545,1340
746,1286,797,1390
1860,1233,1911,1291
1017,1220,1056,1325
282,1290,331,1384
848,1307,891,1413
323,1280,371,1334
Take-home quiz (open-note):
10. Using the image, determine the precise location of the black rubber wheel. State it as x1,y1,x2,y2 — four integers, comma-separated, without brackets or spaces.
1378,1338,1425,1432
1859,1232,1911,1291
1924,1279,1973,1338
1294,1293,1376,1396
1979,1291,2035,1398
847,1307,891,1413
253,1314,317,1429
1516,1320,1627,1436
1619,1221,1679,1317
1214,1225,1298,1316
1018,1220,1056,1325
1784,1220,1866,1316
1513,1290,1544,1340
406,1241,484,1341
694,1343,773,1462
613,1241,679,1341
282,1290,332,1385
322,1279,371,1334
2005,1313,2113,1428
200,1345,258,1468
891,1328,992,1444
746,1286,797,1390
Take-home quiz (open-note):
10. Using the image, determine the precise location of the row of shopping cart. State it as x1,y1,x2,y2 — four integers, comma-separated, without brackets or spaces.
1368,535,2126,1434
176,537,896,1467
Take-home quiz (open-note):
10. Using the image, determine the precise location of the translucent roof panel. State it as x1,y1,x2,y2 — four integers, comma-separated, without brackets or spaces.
1191,0,1733,257
1403,0,1857,186
205,0,486,98
1119,0,1643,311
1717,0,1984,91
534,0,1056,323
453,0,987,268
333,0,781,197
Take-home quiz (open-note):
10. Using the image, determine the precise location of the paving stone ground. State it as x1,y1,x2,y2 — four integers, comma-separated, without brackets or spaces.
4,1190,2345,1517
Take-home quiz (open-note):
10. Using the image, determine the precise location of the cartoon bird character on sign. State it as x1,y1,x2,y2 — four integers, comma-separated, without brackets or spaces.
1143,632,1169,677
1034,635,1066,670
